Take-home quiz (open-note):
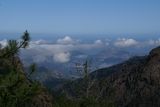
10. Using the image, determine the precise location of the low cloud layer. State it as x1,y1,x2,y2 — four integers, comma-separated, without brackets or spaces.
30,39,48,45
53,52,70,63
0,36,160,64
0,39,7,47
22,36,105,63
148,39,160,46
94,40,104,45
57,36,77,45
114,38,139,47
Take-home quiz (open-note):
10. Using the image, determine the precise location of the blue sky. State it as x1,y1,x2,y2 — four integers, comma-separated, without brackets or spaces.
0,0,160,34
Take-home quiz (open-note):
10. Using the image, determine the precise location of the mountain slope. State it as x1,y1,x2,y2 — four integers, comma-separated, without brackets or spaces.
61,46,160,107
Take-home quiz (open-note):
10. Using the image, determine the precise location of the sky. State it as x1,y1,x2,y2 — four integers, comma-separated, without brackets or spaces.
0,0,160,34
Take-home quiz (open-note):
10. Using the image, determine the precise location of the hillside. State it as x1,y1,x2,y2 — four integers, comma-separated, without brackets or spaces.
0,31,53,107
61,46,160,107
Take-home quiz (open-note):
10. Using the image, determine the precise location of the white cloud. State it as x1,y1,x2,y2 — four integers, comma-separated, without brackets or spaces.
31,39,48,45
57,36,76,45
53,52,70,63
23,43,73,63
94,40,103,45
148,39,160,46
10,36,160,65
114,38,139,47
0,39,7,47
3,36,158,65
23,39,105,63
25,44,71,63
19,37,160,65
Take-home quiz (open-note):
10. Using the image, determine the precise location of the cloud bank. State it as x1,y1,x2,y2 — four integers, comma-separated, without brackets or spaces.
114,38,139,47
0,36,160,64
53,52,70,63
22,36,105,63
57,36,77,45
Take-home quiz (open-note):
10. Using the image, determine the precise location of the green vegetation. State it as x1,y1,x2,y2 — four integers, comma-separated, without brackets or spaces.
53,95,115,107
0,70,42,107
0,31,53,107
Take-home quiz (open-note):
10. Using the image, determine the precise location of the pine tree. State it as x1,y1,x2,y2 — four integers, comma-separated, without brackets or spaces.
0,30,30,58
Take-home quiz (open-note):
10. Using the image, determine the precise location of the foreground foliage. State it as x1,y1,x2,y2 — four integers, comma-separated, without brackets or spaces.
0,31,53,107
53,94,115,107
